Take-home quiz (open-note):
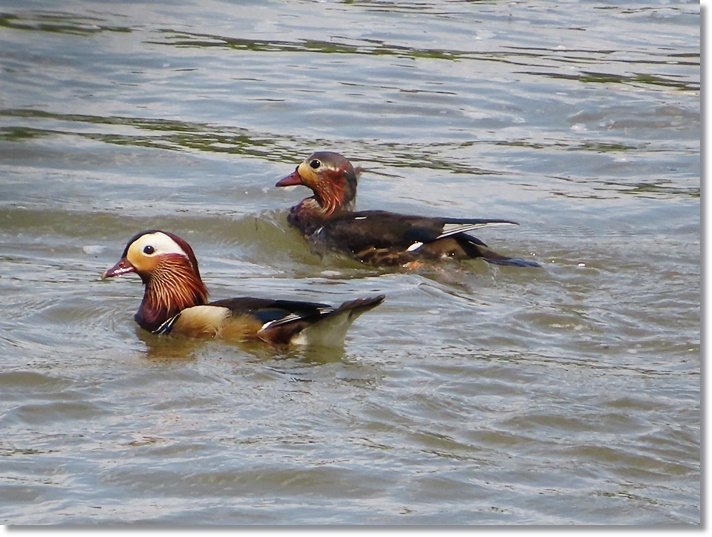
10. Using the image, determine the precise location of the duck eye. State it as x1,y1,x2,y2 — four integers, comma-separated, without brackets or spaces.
143,245,155,255
309,159,321,170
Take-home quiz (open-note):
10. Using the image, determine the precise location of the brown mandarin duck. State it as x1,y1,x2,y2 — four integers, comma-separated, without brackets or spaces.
276,151,540,268
101,230,384,346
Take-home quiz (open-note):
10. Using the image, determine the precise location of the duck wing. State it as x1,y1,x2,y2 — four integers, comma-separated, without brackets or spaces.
317,210,517,251
210,295,385,346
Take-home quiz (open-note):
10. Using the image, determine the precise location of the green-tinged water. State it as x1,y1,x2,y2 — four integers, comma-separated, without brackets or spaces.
0,0,699,525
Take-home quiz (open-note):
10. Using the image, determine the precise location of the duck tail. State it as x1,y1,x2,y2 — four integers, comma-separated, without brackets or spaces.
295,294,385,347
458,235,541,268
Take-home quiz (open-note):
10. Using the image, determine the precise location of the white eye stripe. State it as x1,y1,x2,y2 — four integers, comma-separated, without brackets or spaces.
130,232,188,259
141,233,186,255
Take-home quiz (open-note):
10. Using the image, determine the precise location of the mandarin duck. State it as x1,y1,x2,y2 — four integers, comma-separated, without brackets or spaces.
276,151,540,268
101,230,384,346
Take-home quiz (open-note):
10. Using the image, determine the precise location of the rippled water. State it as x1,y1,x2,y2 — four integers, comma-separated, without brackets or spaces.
0,0,700,526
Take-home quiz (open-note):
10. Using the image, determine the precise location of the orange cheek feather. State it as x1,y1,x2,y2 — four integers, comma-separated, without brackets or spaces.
128,253,160,274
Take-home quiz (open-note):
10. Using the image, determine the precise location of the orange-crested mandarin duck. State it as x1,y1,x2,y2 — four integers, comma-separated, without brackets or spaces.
101,230,384,345
276,151,540,268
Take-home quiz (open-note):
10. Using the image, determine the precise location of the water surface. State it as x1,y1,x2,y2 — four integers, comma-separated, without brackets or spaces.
0,0,700,525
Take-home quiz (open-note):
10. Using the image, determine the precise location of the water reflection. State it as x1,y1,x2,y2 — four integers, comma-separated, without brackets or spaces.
138,327,351,365
0,11,131,36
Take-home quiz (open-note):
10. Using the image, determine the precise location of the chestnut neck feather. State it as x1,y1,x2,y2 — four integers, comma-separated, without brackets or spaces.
311,168,357,216
135,254,209,333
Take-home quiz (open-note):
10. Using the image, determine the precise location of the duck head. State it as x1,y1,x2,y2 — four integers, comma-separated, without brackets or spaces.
102,230,209,332
276,151,360,215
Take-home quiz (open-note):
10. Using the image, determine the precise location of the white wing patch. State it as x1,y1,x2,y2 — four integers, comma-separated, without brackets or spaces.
260,307,336,331
438,221,516,239
260,313,302,331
